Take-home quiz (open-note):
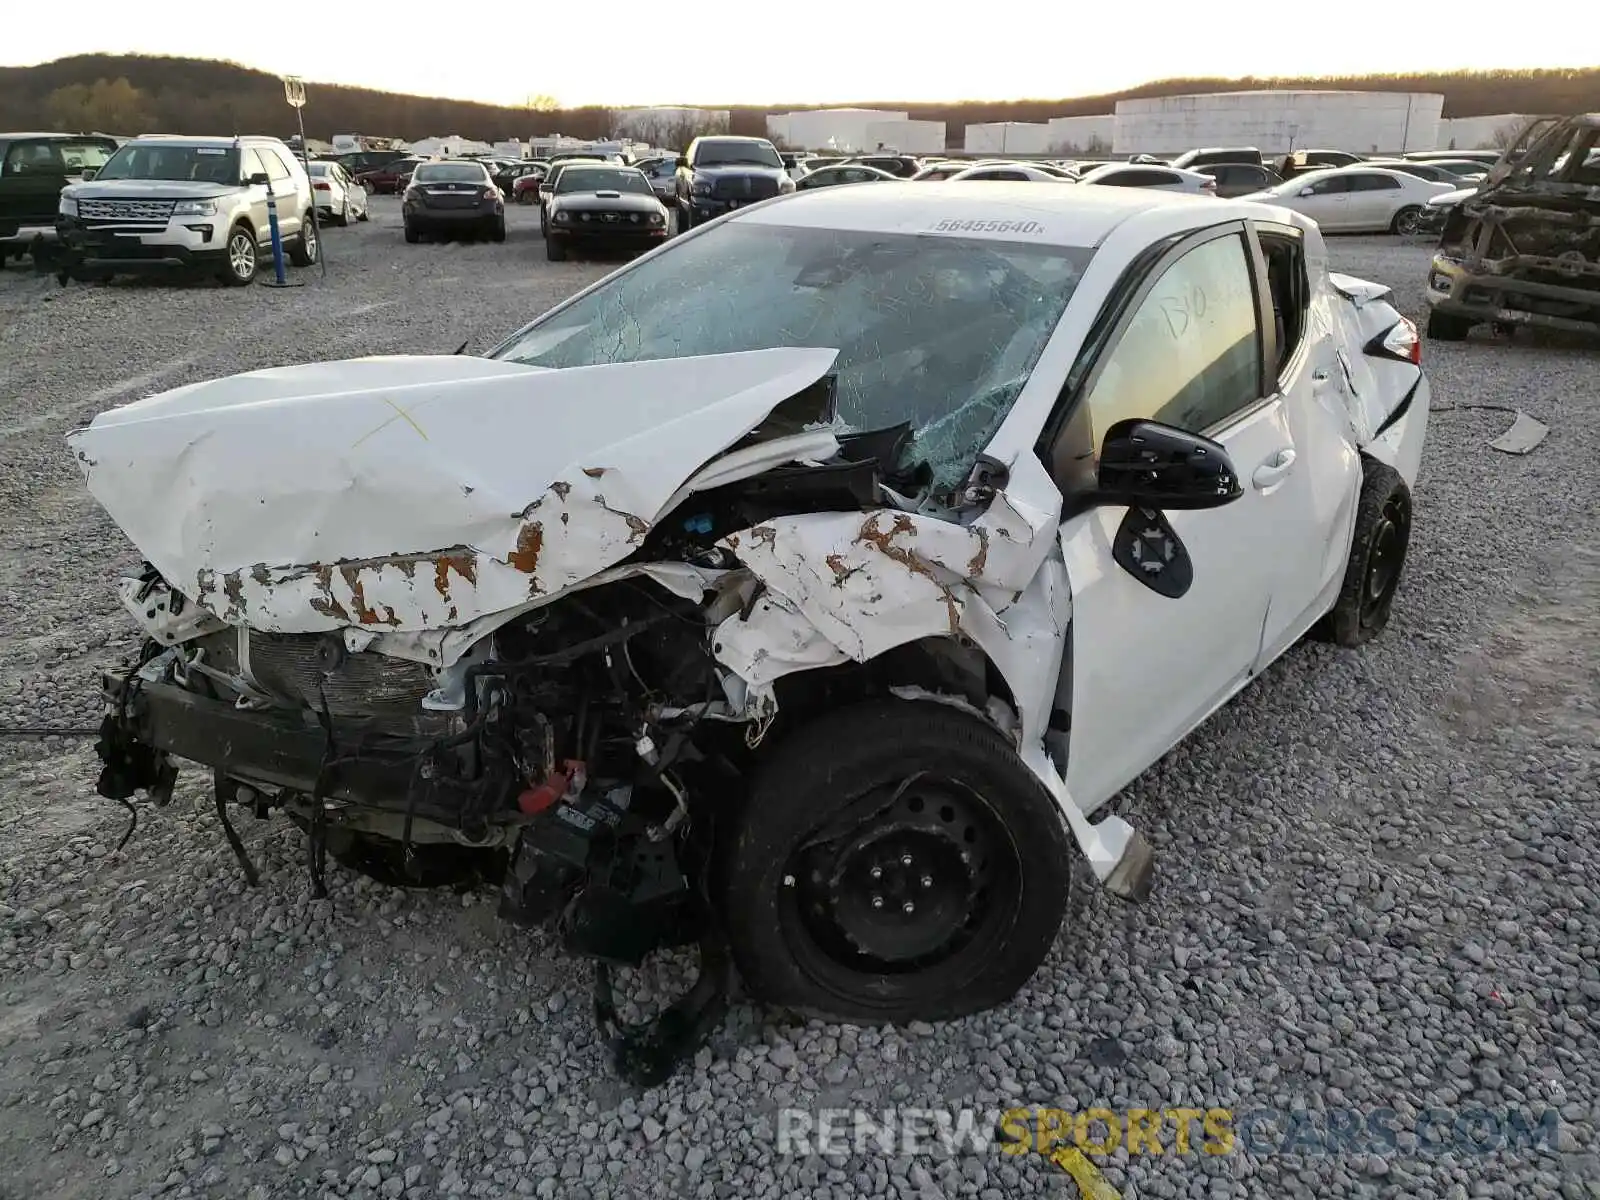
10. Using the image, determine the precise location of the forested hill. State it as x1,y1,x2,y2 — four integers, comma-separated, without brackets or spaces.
2,55,1594,143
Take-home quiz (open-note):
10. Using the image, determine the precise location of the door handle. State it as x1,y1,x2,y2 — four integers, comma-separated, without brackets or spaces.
1252,447,1297,489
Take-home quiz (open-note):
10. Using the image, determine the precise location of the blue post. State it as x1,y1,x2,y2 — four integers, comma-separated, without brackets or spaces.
264,182,288,285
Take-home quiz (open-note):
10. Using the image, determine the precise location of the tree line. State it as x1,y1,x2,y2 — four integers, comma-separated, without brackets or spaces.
2,55,1593,147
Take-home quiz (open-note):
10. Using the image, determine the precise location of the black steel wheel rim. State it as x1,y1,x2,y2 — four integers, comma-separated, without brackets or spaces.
1362,492,1410,621
780,776,1019,978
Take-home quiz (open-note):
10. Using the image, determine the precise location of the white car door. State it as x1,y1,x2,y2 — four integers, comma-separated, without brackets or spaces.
1344,172,1397,229
1291,175,1352,231
1045,225,1306,813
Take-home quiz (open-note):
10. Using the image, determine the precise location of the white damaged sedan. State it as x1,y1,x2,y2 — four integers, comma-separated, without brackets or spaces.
70,182,1428,1082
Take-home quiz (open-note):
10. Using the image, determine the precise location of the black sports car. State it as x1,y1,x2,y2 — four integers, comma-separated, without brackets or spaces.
543,165,669,261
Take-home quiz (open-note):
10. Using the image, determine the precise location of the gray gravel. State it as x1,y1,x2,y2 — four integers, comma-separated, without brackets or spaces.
1,205,1596,1200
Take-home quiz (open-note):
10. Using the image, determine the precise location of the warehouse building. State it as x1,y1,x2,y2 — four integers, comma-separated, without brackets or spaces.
1111,90,1444,157
964,122,1052,155
1047,115,1115,154
767,109,909,152
1435,113,1530,151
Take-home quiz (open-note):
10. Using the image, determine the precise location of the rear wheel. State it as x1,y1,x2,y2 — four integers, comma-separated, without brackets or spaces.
1313,460,1412,648
219,224,258,286
1391,206,1423,236
491,217,506,243
719,700,1072,1022
333,198,350,227
1426,309,1473,341
287,214,318,266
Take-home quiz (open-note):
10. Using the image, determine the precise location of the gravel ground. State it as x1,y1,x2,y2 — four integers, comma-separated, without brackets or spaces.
1,201,1596,1200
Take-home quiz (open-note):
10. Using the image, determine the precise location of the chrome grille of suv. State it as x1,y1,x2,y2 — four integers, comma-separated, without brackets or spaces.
711,175,780,201
78,199,177,223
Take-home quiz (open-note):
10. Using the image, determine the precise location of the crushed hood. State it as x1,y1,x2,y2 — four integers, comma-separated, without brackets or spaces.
68,348,839,633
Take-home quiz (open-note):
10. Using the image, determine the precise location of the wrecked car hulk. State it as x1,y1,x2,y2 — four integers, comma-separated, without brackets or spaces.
72,182,1431,1084
1425,112,1600,341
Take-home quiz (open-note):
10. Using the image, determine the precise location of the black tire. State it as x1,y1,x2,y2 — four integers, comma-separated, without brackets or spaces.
287,214,319,266
1426,309,1473,341
1313,460,1413,648
546,236,566,261
218,224,259,286
356,203,370,223
491,217,506,243
1390,206,1423,236
719,699,1072,1023
404,221,420,245
539,209,548,238
333,200,350,227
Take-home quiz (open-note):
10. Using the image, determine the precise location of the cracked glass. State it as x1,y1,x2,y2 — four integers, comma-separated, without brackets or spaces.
492,223,1093,489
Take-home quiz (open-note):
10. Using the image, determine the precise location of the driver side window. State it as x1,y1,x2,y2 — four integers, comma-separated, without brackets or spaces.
1084,233,1263,444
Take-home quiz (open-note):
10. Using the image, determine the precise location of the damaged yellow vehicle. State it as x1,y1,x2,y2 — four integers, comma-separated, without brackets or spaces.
1425,112,1600,340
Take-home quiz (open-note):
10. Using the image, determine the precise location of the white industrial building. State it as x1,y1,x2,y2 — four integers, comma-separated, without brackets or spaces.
1047,115,1115,154
767,109,908,152
407,134,495,158
1435,113,1530,151
1110,91,1444,156
612,107,731,142
865,119,946,154
964,122,1052,155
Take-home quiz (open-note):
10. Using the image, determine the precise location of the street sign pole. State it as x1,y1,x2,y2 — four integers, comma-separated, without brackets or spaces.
283,75,325,279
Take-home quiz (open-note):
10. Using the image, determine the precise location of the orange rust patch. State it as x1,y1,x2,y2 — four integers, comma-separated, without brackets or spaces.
582,466,606,478
508,521,544,578
855,512,962,632
339,564,400,627
966,528,990,578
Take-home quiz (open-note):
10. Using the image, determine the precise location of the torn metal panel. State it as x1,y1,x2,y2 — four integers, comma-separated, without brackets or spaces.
1490,411,1549,455
66,348,839,637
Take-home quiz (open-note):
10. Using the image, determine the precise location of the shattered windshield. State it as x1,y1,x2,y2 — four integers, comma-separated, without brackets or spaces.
491,224,1092,488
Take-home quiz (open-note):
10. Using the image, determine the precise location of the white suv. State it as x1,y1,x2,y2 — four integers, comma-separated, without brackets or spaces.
57,135,319,285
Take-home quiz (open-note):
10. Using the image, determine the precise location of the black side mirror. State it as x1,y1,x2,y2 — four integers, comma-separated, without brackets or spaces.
676,156,689,169
1095,419,1241,510
248,172,271,187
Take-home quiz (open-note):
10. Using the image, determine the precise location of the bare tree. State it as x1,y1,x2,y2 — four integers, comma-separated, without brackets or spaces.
610,110,731,151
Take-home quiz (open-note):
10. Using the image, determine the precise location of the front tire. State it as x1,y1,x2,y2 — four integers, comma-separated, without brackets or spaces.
287,214,319,266
404,221,420,244
1391,206,1423,236
218,224,259,286
1314,460,1412,648
1426,309,1473,341
719,700,1072,1023
545,236,567,261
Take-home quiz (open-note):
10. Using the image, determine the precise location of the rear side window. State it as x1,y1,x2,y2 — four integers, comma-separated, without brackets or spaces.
2,139,63,176
261,149,293,181
1348,173,1401,191
1304,175,1350,195
59,140,116,172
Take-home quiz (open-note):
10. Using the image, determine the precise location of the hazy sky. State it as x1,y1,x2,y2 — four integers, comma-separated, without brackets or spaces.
8,3,1596,109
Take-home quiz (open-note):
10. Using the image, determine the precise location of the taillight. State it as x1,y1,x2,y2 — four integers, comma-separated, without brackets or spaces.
313,182,330,190
1372,316,1422,364
483,186,499,200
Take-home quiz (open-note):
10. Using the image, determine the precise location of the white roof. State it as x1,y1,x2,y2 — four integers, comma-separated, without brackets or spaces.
732,180,1248,247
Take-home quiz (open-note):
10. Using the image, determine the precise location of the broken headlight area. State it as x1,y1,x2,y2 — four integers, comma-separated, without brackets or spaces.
97,573,764,1084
